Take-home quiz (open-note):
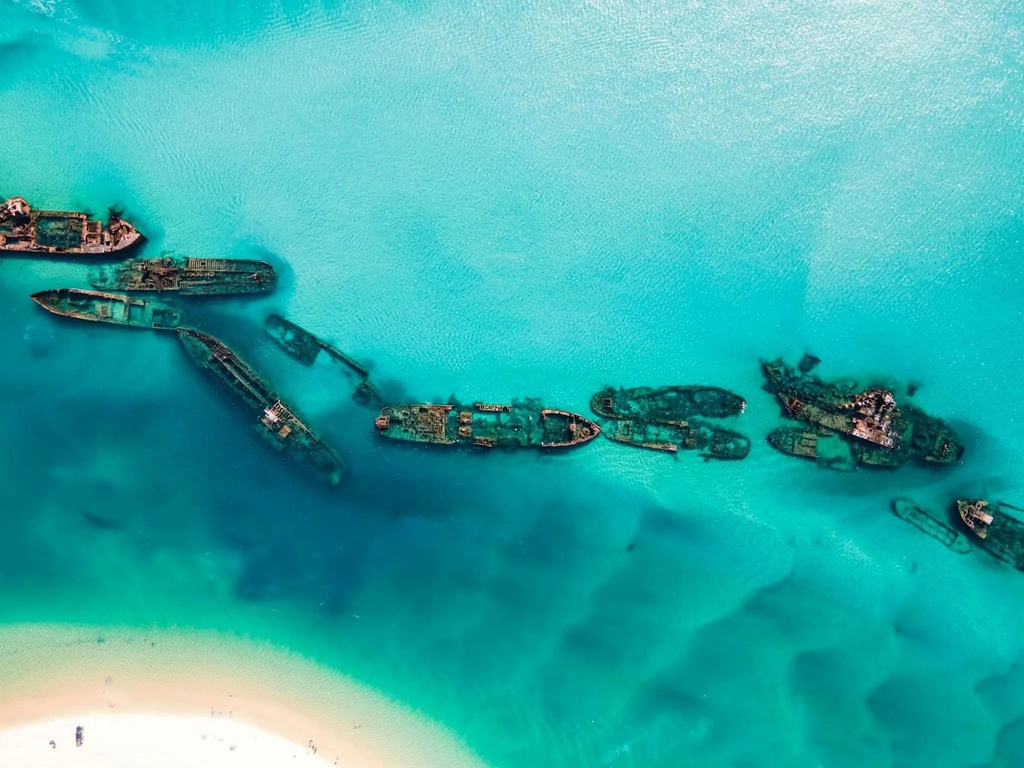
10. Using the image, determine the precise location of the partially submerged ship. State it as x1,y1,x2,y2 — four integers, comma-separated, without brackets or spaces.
762,358,963,468
958,499,1024,569
1,197,141,255
177,328,345,484
591,385,746,423
375,400,600,449
89,257,276,295
605,419,749,459
265,314,382,406
767,428,855,471
892,498,973,553
31,289,181,330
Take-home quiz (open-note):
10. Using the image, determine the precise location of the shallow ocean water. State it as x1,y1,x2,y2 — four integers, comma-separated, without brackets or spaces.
1,0,1024,765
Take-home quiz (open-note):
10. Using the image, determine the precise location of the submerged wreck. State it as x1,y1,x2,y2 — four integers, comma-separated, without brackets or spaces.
1,197,141,255
89,257,276,295
375,400,600,449
31,288,181,330
591,385,746,423
767,427,855,471
762,358,962,468
178,328,345,484
958,499,1024,570
265,314,382,406
605,419,749,459
892,498,973,553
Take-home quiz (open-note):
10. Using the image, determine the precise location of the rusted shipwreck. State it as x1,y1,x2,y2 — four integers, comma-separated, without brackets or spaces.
762,358,962,469
265,314,382,406
1,197,141,255
605,418,749,459
89,257,276,295
31,288,181,330
958,499,1024,570
375,400,600,449
178,328,345,484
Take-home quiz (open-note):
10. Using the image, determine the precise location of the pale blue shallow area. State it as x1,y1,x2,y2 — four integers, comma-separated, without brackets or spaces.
1,0,1024,765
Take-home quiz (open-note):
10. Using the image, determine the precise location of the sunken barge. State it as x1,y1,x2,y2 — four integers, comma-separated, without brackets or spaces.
591,385,746,423
762,358,962,469
375,400,600,449
605,419,749,459
31,288,181,330
89,257,276,295
958,499,1024,570
178,328,345,484
892,498,973,553
265,314,382,406
1,197,141,255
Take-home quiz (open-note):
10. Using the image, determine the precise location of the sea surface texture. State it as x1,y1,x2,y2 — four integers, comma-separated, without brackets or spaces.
2,0,1024,765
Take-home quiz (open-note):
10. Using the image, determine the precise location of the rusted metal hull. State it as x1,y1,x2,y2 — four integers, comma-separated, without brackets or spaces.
958,499,1024,569
31,288,181,330
375,400,600,449
761,357,962,467
89,257,276,295
178,328,345,484
1,197,142,256
767,427,855,470
607,419,749,459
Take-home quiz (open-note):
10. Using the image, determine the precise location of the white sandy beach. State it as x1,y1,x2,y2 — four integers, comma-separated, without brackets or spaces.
0,714,333,767
0,624,488,768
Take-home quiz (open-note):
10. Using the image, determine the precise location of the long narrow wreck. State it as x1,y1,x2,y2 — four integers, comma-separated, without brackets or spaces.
89,257,276,295
375,400,600,449
1,197,142,255
591,385,746,423
178,328,345,484
958,499,1024,570
31,288,181,330
892,498,973,553
762,358,962,469
265,314,382,406
605,419,749,459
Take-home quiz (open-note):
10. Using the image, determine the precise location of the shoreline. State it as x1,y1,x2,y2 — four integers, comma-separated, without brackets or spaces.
0,623,488,768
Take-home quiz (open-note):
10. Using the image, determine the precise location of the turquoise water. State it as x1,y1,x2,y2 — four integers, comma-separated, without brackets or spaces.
2,0,1024,764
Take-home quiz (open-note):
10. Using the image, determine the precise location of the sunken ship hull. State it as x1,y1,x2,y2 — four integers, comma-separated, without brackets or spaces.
761,358,962,467
89,257,276,295
265,314,383,407
31,289,181,330
375,400,600,449
892,499,973,553
591,385,746,423
767,428,855,471
177,328,345,484
958,499,1024,570
1,197,142,256
606,419,749,460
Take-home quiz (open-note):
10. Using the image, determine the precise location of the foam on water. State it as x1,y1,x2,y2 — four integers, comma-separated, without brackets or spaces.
1,0,1024,765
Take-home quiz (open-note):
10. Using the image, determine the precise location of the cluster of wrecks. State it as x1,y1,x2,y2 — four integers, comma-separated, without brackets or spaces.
10,196,1024,573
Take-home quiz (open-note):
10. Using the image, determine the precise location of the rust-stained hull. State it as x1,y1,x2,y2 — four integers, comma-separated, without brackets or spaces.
606,419,749,459
375,400,600,449
177,327,346,485
958,499,1024,569
89,257,276,295
1,197,142,256
31,289,181,330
